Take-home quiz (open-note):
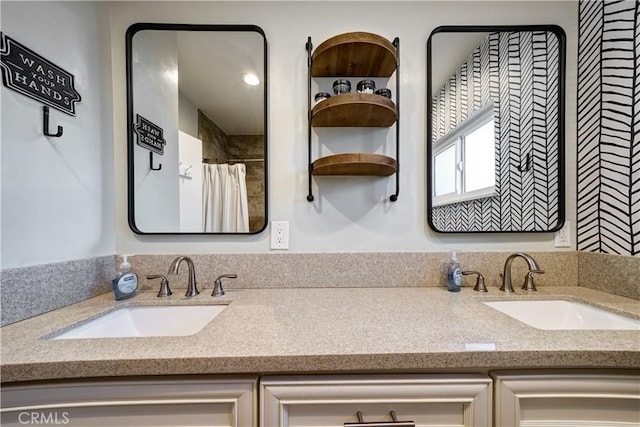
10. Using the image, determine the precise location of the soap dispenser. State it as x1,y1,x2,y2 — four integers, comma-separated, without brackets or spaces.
446,251,462,292
111,255,138,300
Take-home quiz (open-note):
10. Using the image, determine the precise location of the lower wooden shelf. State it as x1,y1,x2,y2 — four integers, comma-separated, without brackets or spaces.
312,153,397,176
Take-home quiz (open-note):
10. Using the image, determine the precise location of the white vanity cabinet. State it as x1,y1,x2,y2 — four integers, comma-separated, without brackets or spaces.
260,374,492,427
0,376,257,427
493,371,640,426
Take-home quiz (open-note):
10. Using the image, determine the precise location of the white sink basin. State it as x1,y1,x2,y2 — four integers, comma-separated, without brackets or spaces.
50,305,227,339
483,300,640,330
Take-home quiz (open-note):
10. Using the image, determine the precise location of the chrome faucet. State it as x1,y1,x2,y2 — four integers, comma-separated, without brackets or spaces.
168,256,199,297
500,253,544,292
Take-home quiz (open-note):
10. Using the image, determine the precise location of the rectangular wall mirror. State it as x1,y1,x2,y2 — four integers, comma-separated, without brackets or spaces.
126,23,267,234
427,25,565,233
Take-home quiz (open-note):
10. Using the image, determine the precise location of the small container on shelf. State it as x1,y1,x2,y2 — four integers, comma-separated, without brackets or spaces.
332,79,351,95
375,88,392,98
314,92,332,105
356,79,376,94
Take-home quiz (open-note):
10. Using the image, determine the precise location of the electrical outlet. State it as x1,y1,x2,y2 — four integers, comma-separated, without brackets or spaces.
554,221,571,247
271,221,289,250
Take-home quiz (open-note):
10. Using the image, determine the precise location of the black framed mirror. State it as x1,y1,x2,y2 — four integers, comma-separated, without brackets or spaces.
427,25,565,233
126,23,267,234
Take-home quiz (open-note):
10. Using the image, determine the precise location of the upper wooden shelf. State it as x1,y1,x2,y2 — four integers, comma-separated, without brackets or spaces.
311,32,396,77
312,93,397,127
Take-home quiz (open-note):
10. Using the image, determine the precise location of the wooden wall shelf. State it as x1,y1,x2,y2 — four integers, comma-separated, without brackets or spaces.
312,93,397,127
306,33,400,202
312,153,397,176
311,32,396,77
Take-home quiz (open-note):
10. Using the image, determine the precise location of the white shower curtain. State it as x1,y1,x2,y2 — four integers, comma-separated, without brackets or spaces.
203,163,249,232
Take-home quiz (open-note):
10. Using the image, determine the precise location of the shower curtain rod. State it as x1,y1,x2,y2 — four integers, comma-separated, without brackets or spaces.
204,158,264,163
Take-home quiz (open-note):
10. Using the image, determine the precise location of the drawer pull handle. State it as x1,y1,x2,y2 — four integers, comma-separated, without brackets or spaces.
344,410,415,427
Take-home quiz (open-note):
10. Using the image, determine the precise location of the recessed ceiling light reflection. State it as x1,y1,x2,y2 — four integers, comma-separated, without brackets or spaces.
164,69,178,84
242,73,260,86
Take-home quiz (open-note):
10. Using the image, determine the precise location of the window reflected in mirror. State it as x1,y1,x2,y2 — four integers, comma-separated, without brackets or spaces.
427,26,566,233
464,118,495,193
434,145,456,198
433,106,496,206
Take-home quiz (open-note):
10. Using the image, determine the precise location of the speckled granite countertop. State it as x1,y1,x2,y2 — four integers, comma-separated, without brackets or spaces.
1,287,639,383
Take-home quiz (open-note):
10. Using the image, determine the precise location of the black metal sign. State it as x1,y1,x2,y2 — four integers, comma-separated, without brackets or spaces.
133,114,166,155
0,32,81,116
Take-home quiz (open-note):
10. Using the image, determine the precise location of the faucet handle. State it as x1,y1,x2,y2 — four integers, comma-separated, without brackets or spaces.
212,274,237,297
462,271,488,292
147,274,172,297
522,269,544,292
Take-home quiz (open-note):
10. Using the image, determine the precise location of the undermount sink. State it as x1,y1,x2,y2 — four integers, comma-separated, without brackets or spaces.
483,300,640,330
50,305,228,339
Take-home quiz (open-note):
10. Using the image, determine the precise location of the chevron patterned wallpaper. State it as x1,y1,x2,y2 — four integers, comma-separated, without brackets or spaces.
577,0,640,256
431,31,562,232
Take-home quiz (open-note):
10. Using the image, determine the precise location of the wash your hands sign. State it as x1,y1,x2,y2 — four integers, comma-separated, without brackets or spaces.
0,32,82,116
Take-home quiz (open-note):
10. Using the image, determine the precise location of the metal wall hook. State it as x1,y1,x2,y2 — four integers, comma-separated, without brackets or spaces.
183,164,192,174
518,152,532,172
149,151,162,171
42,106,63,137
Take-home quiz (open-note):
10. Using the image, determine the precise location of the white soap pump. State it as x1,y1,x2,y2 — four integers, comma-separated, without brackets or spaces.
446,251,462,292
111,255,138,300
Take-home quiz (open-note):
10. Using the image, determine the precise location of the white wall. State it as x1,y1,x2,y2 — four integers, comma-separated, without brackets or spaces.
178,90,199,137
1,1,115,269
111,1,578,254
131,30,181,232
178,131,204,232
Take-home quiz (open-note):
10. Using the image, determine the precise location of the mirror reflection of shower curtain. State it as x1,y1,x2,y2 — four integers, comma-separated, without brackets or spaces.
203,163,249,232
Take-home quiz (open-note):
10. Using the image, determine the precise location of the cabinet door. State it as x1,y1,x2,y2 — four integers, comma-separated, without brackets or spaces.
0,376,257,427
261,374,491,427
493,371,640,427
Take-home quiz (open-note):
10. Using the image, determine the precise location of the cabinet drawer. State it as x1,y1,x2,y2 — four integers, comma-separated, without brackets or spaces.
1,376,257,427
261,374,491,427
493,371,640,427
